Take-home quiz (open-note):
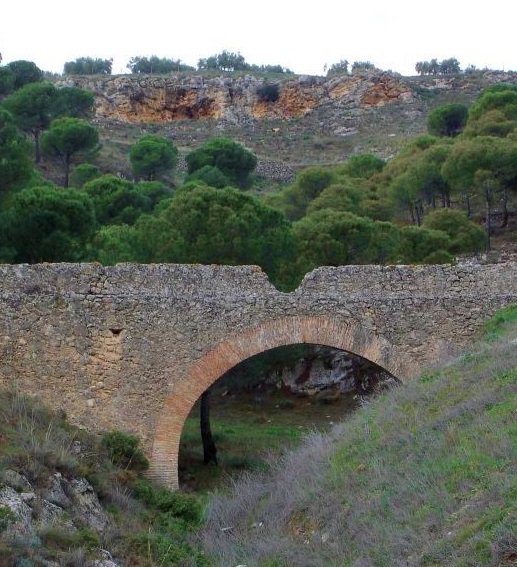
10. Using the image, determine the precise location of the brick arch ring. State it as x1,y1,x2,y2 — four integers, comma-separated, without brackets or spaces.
148,314,414,488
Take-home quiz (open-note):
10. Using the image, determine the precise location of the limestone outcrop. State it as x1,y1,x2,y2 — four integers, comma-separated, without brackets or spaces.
59,72,415,124
58,70,517,127
0,470,119,567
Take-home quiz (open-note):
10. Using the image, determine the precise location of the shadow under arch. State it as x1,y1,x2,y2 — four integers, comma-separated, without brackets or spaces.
148,315,415,488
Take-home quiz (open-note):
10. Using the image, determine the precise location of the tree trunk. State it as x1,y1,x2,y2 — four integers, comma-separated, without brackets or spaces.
408,202,416,224
485,187,492,252
200,390,218,465
500,187,509,228
463,193,472,217
351,358,368,404
34,130,41,163
64,155,70,188
415,202,423,226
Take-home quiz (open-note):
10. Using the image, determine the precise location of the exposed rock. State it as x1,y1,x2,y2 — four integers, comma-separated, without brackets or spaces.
44,472,71,508
0,474,117,564
66,478,109,532
2,469,33,492
280,347,397,399
32,497,75,532
59,72,416,125
0,485,33,540
91,549,122,567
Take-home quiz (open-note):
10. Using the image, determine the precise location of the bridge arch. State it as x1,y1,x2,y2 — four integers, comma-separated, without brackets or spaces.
148,315,415,488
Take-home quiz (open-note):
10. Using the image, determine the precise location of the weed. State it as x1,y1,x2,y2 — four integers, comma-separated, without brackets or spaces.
133,478,203,524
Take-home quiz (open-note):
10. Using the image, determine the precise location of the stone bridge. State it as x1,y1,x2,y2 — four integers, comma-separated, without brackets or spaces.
1,262,516,488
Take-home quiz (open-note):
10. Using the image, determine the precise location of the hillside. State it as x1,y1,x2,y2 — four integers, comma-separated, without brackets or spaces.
63,70,517,182
200,306,517,567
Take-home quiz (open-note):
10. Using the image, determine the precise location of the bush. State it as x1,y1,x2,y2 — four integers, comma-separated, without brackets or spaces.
398,225,451,263
101,431,149,472
427,103,469,137
185,137,257,188
69,164,101,188
185,165,231,188
133,478,202,523
422,249,455,264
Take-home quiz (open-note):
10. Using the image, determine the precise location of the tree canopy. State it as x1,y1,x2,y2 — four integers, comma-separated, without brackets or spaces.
0,186,96,263
294,210,400,272
6,60,43,89
0,108,33,194
54,86,95,119
41,117,99,187
326,60,349,76
129,135,178,181
2,82,58,162
427,104,469,137
83,175,164,226
127,56,195,74
185,137,257,188
93,185,297,289
63,57,113,75
197,51,290,74
415,58,461,75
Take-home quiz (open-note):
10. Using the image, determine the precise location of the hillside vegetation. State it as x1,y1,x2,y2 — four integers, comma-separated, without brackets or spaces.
3,60,517,290
0,392,206,566
200,306,517,567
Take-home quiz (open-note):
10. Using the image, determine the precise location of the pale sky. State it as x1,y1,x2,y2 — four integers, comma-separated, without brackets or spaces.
2,1,516,77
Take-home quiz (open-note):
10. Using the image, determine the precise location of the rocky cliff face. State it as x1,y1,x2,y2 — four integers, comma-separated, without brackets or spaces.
59,70,517,127
60,72,416,124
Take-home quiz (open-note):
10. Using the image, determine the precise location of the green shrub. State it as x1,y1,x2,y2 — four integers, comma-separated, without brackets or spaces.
39,526,83,550
101,430,149,472
185,165,230,188
133,478,203,523
422,249,455,264
69,164,101,188
422,208,485,254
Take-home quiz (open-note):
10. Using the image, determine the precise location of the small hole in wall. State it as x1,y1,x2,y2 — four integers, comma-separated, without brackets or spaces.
109,328,124,336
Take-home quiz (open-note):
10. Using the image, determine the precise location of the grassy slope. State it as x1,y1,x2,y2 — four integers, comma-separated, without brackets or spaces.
200,306,517,567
